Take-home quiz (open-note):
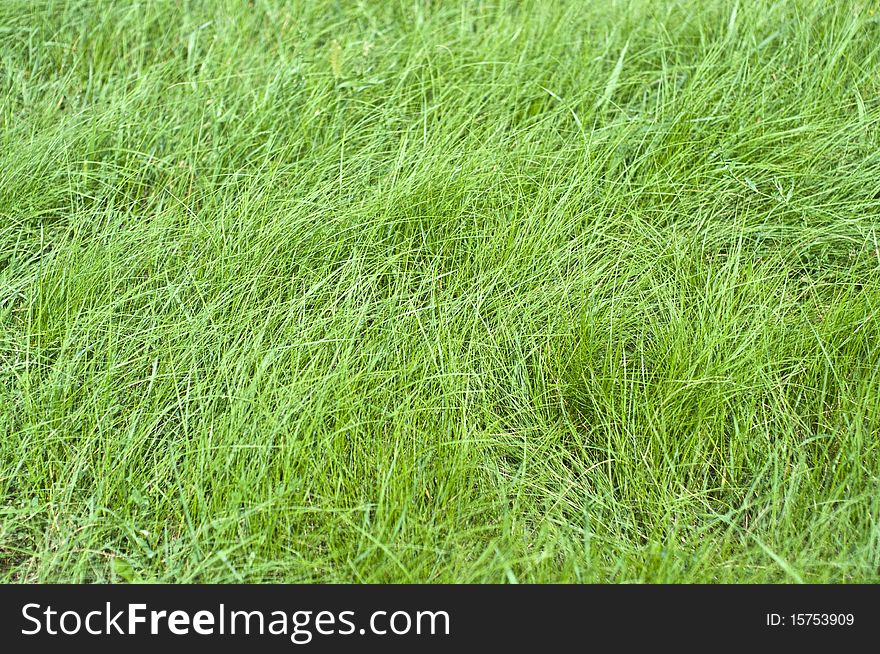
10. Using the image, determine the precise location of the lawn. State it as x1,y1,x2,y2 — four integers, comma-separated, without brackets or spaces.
1,0,879,582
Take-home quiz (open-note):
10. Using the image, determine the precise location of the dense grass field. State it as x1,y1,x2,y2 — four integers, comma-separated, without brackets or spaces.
2,0,879,583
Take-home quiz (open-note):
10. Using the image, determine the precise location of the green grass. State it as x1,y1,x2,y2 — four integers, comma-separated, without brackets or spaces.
2,0,880,583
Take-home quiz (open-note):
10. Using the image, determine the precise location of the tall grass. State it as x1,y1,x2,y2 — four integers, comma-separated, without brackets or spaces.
2,0,879,582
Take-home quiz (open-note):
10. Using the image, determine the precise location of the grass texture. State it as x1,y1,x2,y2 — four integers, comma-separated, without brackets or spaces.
2,0,880,583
